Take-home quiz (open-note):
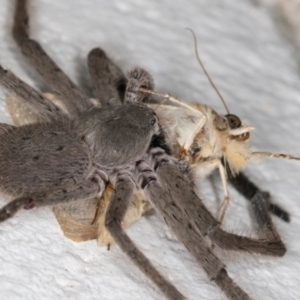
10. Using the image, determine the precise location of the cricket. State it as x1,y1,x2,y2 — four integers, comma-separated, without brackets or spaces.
0,0,300,299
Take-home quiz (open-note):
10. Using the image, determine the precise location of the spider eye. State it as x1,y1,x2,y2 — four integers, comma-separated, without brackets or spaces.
225,114,242,129
150,119,156,126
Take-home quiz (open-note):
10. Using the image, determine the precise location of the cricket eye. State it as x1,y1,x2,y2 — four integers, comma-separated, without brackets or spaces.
225,114,242,129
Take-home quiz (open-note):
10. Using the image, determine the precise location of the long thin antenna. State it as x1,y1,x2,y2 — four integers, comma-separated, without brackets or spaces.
186,28,230,114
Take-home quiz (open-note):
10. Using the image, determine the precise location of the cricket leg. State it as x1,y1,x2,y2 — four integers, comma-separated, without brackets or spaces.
192,158,230,225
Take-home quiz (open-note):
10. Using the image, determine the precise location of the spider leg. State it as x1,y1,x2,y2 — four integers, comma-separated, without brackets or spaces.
13,0,92,117
136,152,251,300
151,151,285,256
88,48,126,106
0,178,104,223
125,67,154,104
105,173,185,300
228,170,290,222
0,65,66,122
208,191,286,256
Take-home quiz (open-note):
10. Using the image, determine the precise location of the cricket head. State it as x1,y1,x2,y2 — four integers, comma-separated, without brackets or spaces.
192,105,254,176
222,113,255,175
182,28,256,176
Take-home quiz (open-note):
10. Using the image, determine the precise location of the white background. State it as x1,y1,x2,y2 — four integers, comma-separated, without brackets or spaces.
0,0,300,299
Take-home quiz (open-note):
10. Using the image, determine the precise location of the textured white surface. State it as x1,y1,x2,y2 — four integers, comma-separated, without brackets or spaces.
0,0,300,299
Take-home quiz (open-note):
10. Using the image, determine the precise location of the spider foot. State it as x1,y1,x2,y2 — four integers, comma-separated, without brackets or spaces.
125,68,154,104
0,197,34,222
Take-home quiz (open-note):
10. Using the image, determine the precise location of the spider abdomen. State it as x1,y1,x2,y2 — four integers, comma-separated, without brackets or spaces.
0,122,90,196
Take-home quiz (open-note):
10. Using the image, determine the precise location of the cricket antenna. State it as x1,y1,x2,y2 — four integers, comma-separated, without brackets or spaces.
186,28,230,114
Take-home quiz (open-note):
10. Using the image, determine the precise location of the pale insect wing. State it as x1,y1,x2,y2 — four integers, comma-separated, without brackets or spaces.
149,104,204,151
